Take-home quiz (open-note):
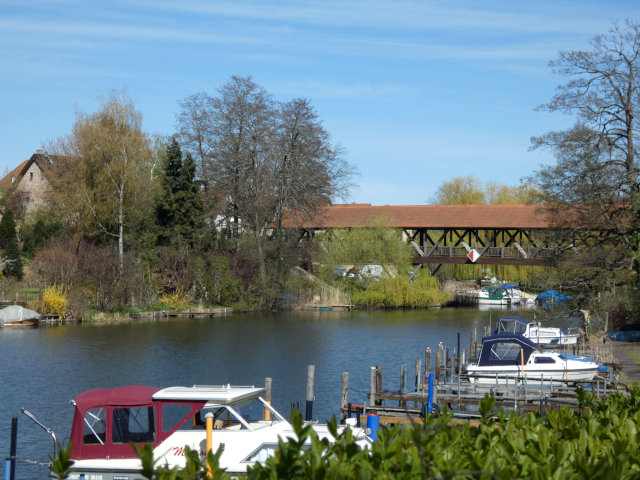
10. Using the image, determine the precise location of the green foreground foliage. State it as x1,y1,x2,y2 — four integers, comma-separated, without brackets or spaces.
52,388,640,479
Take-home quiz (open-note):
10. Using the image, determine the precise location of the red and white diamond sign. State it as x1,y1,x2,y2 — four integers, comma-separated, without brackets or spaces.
467,249,480,263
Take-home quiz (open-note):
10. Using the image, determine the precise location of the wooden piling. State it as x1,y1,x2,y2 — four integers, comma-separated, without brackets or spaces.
435,347,441,382
471,329,476,360
400,364,407,407
369,366,377,407
414,358,422,392
305,365,315,421
425,348,431,379
376,365,383,405
341,372,349,409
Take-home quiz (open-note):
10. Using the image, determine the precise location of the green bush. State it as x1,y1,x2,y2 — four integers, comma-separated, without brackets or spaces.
353,272,450,308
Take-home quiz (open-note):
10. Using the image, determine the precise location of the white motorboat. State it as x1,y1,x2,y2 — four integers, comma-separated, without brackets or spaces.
30,384,372,479
461,285,523,306
496,315,580,345
463,334,599,385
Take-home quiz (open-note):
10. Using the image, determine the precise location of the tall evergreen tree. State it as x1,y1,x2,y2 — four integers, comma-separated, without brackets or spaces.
156,139,203,247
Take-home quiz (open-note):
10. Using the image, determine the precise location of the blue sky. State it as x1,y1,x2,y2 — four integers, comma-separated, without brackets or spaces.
2,1,640,205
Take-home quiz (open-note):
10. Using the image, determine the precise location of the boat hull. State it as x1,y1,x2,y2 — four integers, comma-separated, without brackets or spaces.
464,366,599,385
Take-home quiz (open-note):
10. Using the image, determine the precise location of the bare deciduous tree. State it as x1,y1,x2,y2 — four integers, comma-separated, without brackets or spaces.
531,21,640,311
177,76,355,285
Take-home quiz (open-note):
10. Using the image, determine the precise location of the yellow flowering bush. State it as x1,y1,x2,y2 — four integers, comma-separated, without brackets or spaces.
159,288,191,311
43,284,69,317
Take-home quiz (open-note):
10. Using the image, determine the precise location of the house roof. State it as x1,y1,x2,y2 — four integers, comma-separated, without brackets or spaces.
0,151,62,190
281,203,555,229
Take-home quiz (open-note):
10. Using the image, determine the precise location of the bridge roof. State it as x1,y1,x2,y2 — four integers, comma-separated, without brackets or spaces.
284,204,554,229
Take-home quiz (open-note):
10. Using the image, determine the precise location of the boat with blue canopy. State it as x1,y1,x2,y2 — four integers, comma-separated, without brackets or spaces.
463,333,599,385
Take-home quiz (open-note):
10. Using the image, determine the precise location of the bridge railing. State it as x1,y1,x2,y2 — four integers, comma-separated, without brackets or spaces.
426,246,556,259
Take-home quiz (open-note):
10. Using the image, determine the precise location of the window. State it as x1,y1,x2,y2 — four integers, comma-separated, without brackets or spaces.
534,356,556,364
83,408,106,444
29,172,33,181
112,407,155,444
488,342,522,362
162,404,194,432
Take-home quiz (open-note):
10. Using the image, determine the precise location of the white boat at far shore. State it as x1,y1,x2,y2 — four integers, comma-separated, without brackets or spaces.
457,285,535,306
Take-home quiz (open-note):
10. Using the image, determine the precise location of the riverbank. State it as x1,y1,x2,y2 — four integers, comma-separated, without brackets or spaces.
611,341,640,384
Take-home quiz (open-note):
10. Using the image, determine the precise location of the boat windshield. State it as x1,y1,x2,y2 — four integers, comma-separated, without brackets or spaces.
498,319,527,335
489,342,522,362
199,397,285,431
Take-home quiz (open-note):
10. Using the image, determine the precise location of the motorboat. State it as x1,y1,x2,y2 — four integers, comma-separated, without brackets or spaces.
463,334,599,385
496,315,580,345
25,384,372,479
0,305,41,327
460,285,523,306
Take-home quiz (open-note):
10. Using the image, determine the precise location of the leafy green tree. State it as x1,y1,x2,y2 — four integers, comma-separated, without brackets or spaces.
432,176,485,204
0,208,23,279
22,216,63,258
432,175,539,205
45,92,154,264
316,227,413,271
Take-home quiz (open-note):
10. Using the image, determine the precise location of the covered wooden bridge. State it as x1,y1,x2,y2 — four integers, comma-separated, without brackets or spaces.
282,203,565,269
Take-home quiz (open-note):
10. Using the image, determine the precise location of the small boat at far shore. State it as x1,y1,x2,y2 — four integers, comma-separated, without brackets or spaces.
496,315,580,345
458,285,530,306
0,305,41,327
463,334,599,385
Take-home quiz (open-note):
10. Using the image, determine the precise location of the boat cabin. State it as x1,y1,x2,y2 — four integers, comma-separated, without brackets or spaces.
477,334,538,367
68,385,279,461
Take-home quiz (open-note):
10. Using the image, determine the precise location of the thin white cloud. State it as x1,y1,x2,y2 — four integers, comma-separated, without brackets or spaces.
132,0,623,35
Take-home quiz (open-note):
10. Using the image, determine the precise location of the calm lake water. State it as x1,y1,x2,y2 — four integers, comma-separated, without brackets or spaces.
0,307,573,478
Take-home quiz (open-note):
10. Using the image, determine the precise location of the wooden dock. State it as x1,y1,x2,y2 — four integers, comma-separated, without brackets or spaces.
339,332,622,425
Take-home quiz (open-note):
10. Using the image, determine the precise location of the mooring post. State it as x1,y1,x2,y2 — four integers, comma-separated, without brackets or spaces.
435,345,442,382
457,332,461,370
414,358,422,392
444,346,450,383
305,365,315,421
375,365,382,405
8,416,17,480
400,364,407,408
471,329,476,360
427,373,435,414
264,377,272,421
369,366,377,407
341,372,349,422
425,348,431,386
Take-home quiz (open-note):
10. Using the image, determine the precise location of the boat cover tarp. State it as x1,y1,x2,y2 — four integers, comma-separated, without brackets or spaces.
74,385,162,410
536,290,571,302
478,334,537,367
0,305,41,326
